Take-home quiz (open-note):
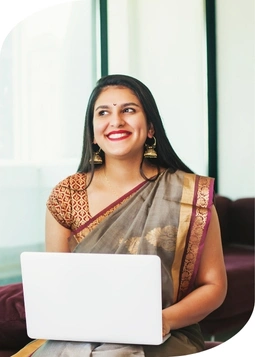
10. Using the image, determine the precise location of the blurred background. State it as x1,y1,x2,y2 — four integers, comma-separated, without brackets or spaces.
0,0,254,287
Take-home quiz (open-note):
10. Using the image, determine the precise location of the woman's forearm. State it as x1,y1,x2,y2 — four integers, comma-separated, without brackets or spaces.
162,282,227,332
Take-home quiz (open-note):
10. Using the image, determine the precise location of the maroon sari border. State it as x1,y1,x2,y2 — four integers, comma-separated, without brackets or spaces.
177,175,214,300
192,178,214,275
188,177,213,290
177,178,198,300
71,179,149,235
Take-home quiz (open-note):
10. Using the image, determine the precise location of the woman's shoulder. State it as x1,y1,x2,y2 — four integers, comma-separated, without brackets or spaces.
54,172,87,191
171,169,213,181
164,169,197,180
164,169,214,193
47,172,88,211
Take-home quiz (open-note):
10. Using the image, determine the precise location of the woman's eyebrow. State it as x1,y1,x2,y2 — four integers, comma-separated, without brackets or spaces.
121,102,140,108
95,104,109,111
95,102,140,111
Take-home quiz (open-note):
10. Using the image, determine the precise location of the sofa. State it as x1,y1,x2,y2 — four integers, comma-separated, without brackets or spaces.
0,195,254,356
200,195,255,338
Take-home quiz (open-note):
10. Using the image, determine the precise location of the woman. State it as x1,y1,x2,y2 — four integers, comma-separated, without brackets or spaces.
14,74,227,356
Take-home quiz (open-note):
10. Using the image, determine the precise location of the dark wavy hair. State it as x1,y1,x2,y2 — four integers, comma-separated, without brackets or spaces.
77,74,193,179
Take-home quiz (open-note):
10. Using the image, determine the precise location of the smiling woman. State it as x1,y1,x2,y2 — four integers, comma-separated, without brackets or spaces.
13,74,227,357
93,86,153,164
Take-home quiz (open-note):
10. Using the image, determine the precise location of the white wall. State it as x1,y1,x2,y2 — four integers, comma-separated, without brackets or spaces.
1,0,254,251
0,0,96,248
216,0,255,199
107,0,255,200
107,0,208,176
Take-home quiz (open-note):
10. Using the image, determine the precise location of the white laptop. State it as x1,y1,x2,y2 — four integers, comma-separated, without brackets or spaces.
20,252,171,345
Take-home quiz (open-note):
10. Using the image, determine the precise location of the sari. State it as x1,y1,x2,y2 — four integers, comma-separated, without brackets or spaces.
12,169,214,357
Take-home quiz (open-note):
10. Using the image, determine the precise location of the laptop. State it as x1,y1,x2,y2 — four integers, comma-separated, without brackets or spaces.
20,251,171,345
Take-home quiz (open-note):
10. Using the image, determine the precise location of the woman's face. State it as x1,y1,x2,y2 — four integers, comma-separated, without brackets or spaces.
93,86,154,160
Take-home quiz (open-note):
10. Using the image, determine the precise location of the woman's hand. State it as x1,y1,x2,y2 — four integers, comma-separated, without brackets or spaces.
162,309,171,336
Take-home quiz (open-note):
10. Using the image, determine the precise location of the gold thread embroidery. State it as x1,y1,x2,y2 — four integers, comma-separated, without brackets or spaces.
145,226,177,251
125,237,140,254
171,173,196,302
178,176,211,299
119,226,177,254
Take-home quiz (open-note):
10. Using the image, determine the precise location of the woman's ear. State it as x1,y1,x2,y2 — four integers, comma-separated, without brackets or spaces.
147,123,155,138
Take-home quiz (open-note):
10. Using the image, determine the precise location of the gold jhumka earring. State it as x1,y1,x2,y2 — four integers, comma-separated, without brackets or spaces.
144,136,157,159
89,148,103,165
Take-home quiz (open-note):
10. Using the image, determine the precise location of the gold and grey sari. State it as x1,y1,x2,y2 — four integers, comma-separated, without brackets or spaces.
13,169,214,357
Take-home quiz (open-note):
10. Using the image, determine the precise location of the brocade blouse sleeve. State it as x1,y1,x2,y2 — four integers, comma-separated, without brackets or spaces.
46,176,73,229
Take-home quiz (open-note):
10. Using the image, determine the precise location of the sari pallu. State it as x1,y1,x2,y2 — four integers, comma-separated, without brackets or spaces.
70,169,214,305
12,169,214,357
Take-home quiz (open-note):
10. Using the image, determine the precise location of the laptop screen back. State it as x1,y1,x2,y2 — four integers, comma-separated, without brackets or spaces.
20,252,164,345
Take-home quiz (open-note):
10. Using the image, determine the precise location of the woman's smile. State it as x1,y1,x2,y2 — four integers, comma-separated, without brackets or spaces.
106,130,132,140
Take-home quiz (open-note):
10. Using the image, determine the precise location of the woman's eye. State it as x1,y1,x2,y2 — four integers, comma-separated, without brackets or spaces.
123,108,135,113
98,110,108,116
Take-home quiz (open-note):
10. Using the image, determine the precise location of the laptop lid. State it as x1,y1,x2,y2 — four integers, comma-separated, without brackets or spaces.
20,252,169,345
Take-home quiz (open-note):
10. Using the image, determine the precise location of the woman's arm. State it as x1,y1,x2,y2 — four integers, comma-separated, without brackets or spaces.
162,205,227,336
45,208,72,252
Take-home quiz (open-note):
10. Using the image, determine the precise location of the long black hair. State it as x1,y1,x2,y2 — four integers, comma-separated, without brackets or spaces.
77,74,193,177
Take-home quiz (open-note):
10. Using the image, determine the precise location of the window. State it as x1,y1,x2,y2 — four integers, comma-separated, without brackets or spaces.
0,0,98,284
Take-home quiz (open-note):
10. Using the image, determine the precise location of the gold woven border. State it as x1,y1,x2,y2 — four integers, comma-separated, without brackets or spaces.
177,176,211,300
171,173,196,302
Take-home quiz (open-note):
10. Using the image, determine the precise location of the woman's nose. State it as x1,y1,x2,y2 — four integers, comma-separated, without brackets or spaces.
110,112,124,127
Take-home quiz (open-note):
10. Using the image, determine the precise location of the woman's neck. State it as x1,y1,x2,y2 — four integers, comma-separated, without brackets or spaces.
102,158,158,183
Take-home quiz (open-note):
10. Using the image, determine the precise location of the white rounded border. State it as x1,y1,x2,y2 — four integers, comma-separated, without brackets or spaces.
0,1,254,355
0,0,77,50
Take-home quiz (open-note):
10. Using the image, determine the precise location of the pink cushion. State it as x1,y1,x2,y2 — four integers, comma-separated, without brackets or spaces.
0,283,32,349
200,246,254,335
204,341,222,350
